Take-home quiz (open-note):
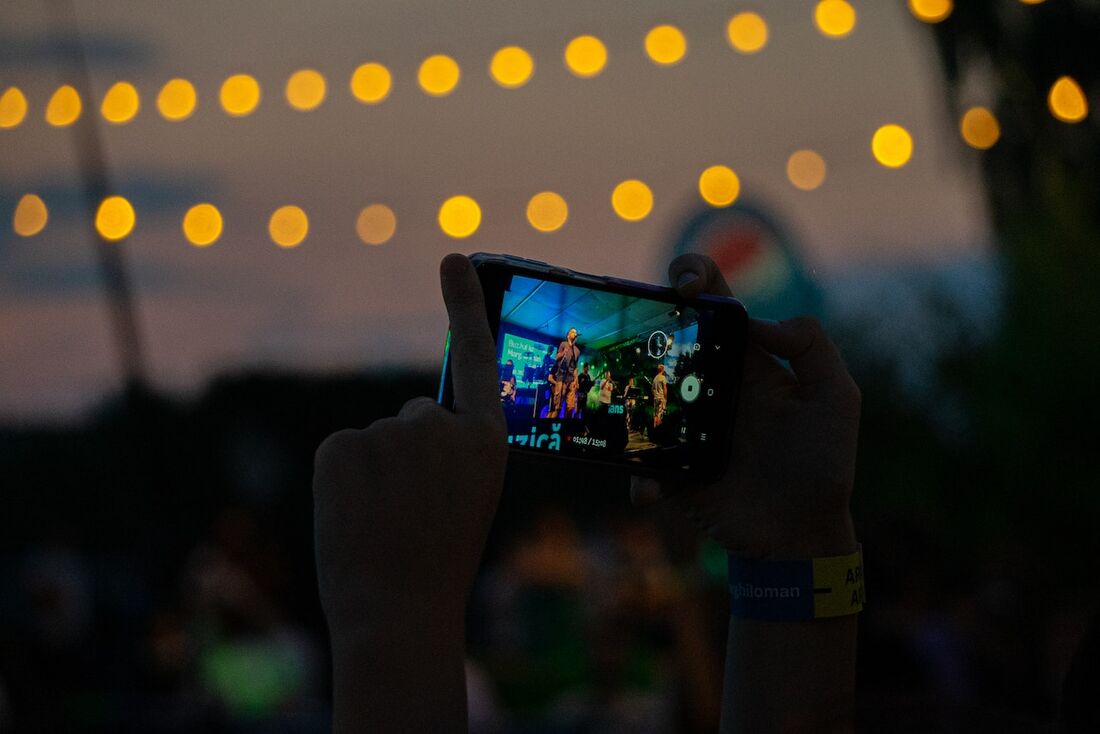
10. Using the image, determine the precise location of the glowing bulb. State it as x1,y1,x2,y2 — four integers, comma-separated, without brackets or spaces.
1019,0,1045,4
1048,76,1088,123
815,0,857,38
526,192,569,232
727,13,769,54
698,166,741,207
157,79,197,121
872,124,914,168
960,107,1000,149
787,150,827,190
286,69,326,111
95,196,136,241
490,46,535,89
611,180,653,222
351,62,392,104
183,203,223,247
645,25,687,66
100,81,140,124
0,87,28,128
269,205,308,248
45,85,82,127
418,55,461,96
220,74,261,117
438,196,481,238
356,204,397,245
908,0,953,23
13,194,48,237
564,35,608,78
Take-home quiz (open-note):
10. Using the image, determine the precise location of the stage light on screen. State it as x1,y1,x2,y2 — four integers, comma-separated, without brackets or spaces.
526,192,569,232
286,69,327,111
13,194,48,237
95,196,135,241
490,46,534,88
564,35,608,78
157,78,197,121
220,74,261,117
418,55,461,96
439,195,481,238
698,165,741,207
350,62,392,104
726,12,769,54
45,85,82,127
100,81,140,124
908,0,953,23
356,204,397,245
183,203,223,247
269,205,309,248
872,124,913,168
0,87,28,128
645,25,687,66
1048,76,1088,123
612,180,654,222
787,149,827,190
960,107,1000,149
814,1,857,39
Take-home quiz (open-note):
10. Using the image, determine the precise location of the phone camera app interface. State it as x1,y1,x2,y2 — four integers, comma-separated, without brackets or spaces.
495,275,713,468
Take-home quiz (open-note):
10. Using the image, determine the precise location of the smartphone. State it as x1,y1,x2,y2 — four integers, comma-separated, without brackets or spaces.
438,253,748,481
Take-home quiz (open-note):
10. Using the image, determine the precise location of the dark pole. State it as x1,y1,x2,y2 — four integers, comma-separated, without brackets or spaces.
43,0,148,392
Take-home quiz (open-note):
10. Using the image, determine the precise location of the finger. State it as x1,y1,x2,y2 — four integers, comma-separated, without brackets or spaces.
398,396,446,423
440,254,500,417
668,254,733,298
749,316,848,390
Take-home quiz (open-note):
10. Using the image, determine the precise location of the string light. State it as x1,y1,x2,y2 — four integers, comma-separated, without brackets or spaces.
100,81,140,124
439,195,481,238
13,194,48,236
908,0,953,24
960,107,1000,149
526,192,569,232
157,78,197,121
1048,76,1088,123
356,204,397,245
220,74,262,117
565,35,608,77
269,205,309,247
45,85,82,127
871,124,914,168
286,69,327,111
490,46,535,88
727,12,768,54
183,203,224,247
698,166,741,207
645,25,687,66
350,62,392,104
787,150,827,190
611,180,653,221
0,87,28,128
418,55,461,96
814,0,857,39
95,196,136,241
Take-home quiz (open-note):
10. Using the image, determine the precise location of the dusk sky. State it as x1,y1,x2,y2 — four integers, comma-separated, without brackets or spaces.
0,0,994,419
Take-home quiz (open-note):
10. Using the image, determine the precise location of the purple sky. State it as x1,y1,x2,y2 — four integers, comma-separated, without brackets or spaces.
0,0,994,419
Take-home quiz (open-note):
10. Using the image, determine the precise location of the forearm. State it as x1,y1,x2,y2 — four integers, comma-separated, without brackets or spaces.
721,614,857,734
330,606,468,733
720,518,859,734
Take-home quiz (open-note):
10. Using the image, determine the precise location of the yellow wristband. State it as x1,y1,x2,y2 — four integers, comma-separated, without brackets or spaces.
728,545,865,620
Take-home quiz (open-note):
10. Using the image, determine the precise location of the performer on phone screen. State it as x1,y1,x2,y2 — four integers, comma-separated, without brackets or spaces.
550,328,580,418
652,364,667,427
623,376,636,432
574,364,593,419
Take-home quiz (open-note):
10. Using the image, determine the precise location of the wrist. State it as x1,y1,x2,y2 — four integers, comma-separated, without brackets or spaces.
750,512,857,562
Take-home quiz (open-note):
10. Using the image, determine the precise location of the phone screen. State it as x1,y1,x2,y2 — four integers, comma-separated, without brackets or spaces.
487,270,741,474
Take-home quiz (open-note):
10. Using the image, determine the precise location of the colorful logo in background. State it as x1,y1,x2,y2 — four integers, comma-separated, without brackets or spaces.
672,200,822,321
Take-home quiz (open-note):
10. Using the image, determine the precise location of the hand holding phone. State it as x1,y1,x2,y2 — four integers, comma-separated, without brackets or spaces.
632,254,861,561
439,253,749,481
